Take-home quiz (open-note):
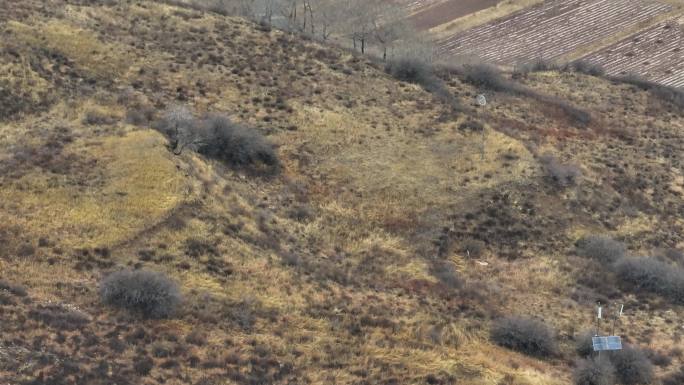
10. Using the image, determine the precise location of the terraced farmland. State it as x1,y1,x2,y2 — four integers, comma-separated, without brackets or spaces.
435,0,674,65
580,20,684,88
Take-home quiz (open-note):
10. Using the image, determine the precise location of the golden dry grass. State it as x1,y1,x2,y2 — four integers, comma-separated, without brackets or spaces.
0,128,191,249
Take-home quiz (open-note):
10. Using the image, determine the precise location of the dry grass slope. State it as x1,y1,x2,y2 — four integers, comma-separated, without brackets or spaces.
0,1,683,385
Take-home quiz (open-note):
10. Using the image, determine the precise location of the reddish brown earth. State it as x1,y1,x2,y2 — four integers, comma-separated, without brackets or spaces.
408,0,501,30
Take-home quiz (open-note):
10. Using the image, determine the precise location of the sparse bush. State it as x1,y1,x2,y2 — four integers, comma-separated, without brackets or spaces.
0,279,27,297
576,331,595,358
430,261,462,289
460,238,485,258
576,236,626,264
184,238,219,258
490,316,556,357
185,331,207,346
154,107,279,173
287,204,314,222
28,303,90,331
100,269,182,318
662,365,684,385
514,58,560,76
550,98,592,126
83,109,117,125
573,357,616,385
126,106,156,126
386,57,460,111
540,154,582,187
198,115,279,173
154,105,200,154
571,61,606,77
608,346,654,385
663,248,684,264
614,257,684,303
385,57,434,88
458,120,484,132
133,355,154,376
280,251,301,267
644,349,672,367
615,74,684,109
461,64,511,92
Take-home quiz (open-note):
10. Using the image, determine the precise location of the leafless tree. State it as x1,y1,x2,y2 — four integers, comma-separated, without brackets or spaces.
160,105,208,155
372,6,413,61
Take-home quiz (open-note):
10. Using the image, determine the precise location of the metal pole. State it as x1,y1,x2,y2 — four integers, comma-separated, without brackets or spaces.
596,301,601,336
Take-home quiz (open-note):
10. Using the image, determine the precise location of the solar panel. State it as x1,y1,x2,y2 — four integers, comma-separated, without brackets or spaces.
592,336,622,351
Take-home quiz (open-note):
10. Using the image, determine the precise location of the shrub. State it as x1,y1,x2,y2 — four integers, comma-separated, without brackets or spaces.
460,238,485,258
608,346,654,385
154,107,280,173
615,75,684,109
430,261,462,289
540,154,582,187
385,57,435,88
0,279,27,297
514,58,560,76
662,365,684,385
644,348,672,367
571,61,606,77
153,105,200,154
614,257,684,303
386,58,461,111
100,270,182,318
198,115,279,173
126,106,156,126
458,120,484,132
28,303,90,331
576,236,626,264
576,331,595,358
573,357,615,385
184,238,219,258
490,316,556,357
550,98,592,126
83,109,117,125
461,64,512,92
133,355,154,376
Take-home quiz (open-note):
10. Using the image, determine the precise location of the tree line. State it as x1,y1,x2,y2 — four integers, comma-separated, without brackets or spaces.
191,0,424,60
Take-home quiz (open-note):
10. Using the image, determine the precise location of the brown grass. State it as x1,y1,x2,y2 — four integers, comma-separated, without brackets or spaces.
1,1,683,384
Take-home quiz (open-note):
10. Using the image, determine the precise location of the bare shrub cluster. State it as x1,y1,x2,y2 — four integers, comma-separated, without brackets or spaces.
570,61,606,77
576,236,626,264
608,346,654,385
514,59,605,77
573,357,615,385
461,63,512,93
540,154,582,187
100,270,182,319
490,316,557,357
385,57,461,111
154,106,279,174
614,257,684,304
513,58,561,76
614,75,684,110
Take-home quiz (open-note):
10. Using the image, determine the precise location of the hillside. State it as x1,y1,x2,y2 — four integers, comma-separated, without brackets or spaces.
1,1,684,385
